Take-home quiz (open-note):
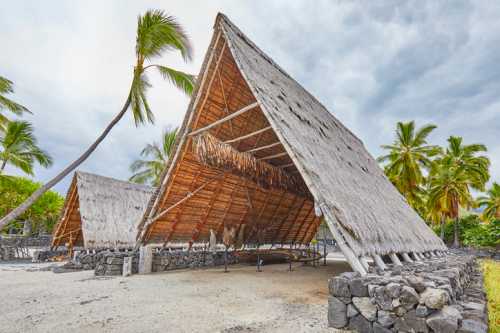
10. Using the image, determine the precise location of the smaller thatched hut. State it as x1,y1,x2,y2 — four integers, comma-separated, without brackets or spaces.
52,172,154,250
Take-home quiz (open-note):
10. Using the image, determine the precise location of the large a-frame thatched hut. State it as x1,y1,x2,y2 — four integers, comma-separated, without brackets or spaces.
136,14,445,274
52,172,154,250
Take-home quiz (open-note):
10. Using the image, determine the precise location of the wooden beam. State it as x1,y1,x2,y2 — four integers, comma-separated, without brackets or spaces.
279,163,295,169
188,102,259,136
152,173,223,224
160,169,202,246
281,199,308,243
261,191,286,244
244,189,273,244
190,173,227,243
270,196,300,244
223,126,272,144
291,204,315,244
258,152,288,161
244,141,281,153
216,179,249,238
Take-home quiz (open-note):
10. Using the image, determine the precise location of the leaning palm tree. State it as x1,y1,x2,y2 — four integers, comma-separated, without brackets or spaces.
377,121,441,210
427,160,474,247
0,76,30,130
0,120,52,174
0,10,195,229
129,127,177,185
477,183,500,222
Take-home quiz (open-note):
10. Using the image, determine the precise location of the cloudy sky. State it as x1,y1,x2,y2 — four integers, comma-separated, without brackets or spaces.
2,1,500,195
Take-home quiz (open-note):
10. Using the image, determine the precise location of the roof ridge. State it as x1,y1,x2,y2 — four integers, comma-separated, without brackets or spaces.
216,13,364,146
75,171,154,192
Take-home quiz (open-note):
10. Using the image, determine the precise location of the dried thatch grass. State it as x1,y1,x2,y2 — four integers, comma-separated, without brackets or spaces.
192,132,306,194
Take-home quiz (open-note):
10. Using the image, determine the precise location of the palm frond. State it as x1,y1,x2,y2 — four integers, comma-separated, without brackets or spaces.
155,65,195,95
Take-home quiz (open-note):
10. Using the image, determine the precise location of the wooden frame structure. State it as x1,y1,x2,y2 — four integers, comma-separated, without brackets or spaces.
136,14,446,274
52,172,154,250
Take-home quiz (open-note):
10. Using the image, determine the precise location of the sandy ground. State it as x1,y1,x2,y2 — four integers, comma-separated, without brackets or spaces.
0,258,351,333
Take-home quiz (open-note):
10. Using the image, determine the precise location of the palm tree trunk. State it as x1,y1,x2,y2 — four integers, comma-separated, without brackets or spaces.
453,217,460,247
440,216,445,240
0,94,132,229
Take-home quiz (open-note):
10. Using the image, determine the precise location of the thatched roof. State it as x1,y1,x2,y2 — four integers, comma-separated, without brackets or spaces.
52,172,154,249
136,14,445,271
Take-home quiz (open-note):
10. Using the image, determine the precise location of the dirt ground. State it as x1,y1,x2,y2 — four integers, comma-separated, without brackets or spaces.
0,258,351,333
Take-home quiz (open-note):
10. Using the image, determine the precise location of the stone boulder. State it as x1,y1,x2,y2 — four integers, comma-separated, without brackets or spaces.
328,296,347,328
352,297,377,321
426,305,462,333
420,287,449,309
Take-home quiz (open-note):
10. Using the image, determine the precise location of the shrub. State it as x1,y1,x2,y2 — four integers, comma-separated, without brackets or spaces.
431,215,499,248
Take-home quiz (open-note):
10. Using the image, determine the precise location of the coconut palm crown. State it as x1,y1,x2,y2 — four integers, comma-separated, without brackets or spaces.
377,121,441,209
129,127,177,186
0,120,52,175
0,76,30,130
477,183,500,222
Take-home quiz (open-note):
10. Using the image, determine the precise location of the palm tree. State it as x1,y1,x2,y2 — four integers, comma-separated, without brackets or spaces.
431,136,490,246
0,10,195,229
0,76,30,130
427,160,474,246
0,120,52,174
129,127,177,185
439,136,490,191
377,121,441,209
477,183,500,222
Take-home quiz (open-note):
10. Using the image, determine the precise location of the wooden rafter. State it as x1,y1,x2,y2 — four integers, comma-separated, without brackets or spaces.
190,173,227,243
244,141,281,153
215,178,248,237
188,102,259,137
280,199,308,244
291,204,315,244
258,152,288,161
161,169,204,245
223,126,272,144
261,190,287,243
269,196,301,243
244,189,272,243
301,216,322,244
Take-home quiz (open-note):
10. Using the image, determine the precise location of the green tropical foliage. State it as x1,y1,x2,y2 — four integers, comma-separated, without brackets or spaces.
0,176,64,234
379,121,495,248
130,127,177,186
0,9,195,228
478,183,500,221
0,120,52,175
377,121,441,210
432,215,499,248
0,76,30,130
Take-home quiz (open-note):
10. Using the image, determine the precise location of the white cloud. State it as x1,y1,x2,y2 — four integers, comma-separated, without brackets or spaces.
1,0,500,195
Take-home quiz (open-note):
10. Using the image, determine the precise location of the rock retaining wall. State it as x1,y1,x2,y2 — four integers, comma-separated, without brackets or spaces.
78,249,239,276
152,249,238,272
328,254,488,333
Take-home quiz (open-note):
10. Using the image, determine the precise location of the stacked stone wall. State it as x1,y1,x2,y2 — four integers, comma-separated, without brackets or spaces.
328,254,488,333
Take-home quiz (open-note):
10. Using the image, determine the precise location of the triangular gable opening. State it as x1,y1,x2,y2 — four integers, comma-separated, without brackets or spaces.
136,25,320,248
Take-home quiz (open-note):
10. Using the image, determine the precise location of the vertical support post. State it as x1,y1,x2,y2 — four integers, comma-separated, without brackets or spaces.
256,244,262,272
389,253,403,266
123,256,133,277
224,246,228,273
323,240,327,266
401,252,413,263
139,245,153,274
373,254,386,271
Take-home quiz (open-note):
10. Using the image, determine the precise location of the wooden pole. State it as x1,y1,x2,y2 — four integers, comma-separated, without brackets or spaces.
401,252,413,263
188,102,259,136
389,253,403,266
223,126,271,144
319,202,367,276
373,254,386,271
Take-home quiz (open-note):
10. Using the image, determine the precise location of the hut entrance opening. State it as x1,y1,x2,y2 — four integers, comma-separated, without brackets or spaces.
137,37,320,250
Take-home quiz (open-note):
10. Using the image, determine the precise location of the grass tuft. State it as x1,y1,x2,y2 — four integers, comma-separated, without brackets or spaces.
482,259,500,333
